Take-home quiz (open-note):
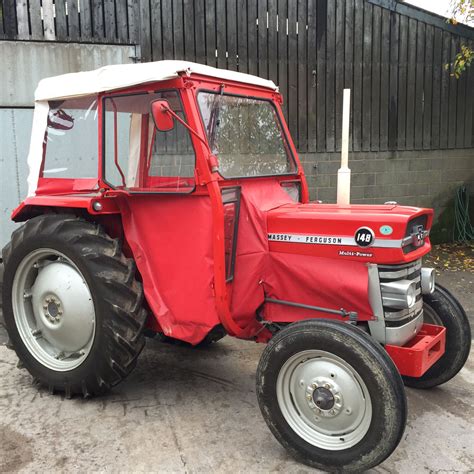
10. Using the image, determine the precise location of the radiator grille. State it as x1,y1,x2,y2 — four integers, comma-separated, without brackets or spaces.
403,215,429,254
378,259,423,324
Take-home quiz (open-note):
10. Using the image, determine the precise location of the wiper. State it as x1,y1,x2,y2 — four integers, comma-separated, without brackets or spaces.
207,86,224,153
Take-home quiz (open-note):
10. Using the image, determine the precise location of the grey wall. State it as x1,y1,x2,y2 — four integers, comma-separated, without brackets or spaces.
0,109,31,247
0,41,138,248
0,41,139,107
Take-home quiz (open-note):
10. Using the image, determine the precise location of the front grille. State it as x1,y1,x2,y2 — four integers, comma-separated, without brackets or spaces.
378,259,423,321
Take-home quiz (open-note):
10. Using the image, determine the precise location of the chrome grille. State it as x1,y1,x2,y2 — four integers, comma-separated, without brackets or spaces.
378,259,423,322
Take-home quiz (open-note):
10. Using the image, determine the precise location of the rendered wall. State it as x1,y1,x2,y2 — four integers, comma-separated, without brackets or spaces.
0,41,138,248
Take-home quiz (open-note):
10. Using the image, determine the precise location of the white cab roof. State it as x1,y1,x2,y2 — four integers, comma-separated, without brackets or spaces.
34,60,278,101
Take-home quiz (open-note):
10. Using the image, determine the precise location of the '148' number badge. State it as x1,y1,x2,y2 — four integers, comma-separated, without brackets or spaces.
355,227,375,247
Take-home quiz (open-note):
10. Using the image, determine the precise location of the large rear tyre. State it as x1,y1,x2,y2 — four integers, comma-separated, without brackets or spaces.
256,319,407,472
2,214,147,397
403,284,471,389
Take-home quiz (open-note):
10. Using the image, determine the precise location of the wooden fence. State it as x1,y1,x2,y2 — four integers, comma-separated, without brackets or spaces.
1,0,474,153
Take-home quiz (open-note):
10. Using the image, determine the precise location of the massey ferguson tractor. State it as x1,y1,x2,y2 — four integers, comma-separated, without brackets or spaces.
2,61,471,472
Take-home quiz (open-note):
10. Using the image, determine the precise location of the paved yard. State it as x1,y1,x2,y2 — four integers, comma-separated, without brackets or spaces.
0,252,473,473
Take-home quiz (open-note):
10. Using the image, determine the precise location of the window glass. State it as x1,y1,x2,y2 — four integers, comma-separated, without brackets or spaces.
103,91,195,191
44,97,98,178
197,92,296,178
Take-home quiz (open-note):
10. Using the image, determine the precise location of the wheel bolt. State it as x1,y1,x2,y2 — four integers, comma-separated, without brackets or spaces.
306,394,312,401
311,383,317,389
324,383,330,389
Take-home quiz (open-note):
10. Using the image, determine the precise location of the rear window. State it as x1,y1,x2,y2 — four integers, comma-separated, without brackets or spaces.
43,97,98,179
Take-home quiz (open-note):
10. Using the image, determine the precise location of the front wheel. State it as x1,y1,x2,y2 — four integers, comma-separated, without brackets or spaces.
403,284,471,389
256,320,407,472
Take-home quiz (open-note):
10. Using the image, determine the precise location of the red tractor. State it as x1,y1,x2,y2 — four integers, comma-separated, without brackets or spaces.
2,61,470,472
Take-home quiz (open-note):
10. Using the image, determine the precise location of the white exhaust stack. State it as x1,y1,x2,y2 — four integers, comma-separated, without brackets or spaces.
337,88,351,205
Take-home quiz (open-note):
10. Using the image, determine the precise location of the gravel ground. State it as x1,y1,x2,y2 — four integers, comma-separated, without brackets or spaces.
0,249,472,473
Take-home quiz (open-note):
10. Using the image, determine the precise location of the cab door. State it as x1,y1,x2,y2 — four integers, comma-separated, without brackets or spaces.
101,87,220,345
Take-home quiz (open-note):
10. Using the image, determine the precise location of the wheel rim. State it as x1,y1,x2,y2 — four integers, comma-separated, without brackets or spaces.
276,350,372,451
423,303,443,326
12,248,96,371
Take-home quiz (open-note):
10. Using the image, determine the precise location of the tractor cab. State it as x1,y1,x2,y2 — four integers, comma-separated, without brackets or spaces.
3,61,470,472
14,60,309,345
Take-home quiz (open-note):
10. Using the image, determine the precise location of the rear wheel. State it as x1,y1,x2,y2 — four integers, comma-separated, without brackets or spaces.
403,284,471,389
256,319,407,472
2,214,147,397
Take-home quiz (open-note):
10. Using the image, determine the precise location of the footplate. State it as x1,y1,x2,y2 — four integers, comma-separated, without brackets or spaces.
385,324,446,377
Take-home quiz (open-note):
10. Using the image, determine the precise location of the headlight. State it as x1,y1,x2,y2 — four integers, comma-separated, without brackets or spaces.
421,267,435,294
380,280,417,310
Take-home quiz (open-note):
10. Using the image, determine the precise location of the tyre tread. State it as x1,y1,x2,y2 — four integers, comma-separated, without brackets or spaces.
2,214,147,397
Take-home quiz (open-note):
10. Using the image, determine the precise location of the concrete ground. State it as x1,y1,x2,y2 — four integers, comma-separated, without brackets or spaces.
0,256,473,473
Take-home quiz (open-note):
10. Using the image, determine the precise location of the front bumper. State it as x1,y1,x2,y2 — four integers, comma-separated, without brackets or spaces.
385,323,446,377
368,259,446,377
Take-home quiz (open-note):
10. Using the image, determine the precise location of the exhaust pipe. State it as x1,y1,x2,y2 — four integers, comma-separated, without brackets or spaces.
337,89,351,205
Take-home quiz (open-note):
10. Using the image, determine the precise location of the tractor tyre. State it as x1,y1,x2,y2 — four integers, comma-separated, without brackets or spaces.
2,214,147,397
256,319,407,473
403,284,471,389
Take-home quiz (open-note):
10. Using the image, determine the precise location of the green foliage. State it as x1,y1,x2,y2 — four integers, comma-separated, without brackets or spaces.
449,0,474,25
446,0,474,78
445,44,474,78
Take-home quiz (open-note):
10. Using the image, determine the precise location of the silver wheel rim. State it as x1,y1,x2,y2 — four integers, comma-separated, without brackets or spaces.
276,350,372,451
12,248,96,371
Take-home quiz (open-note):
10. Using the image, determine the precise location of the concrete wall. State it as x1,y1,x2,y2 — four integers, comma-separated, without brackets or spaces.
300,149,474,241
0,41,138,248
0,41,139,107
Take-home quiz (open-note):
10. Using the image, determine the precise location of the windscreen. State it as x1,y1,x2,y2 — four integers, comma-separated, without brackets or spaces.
197,92,296,178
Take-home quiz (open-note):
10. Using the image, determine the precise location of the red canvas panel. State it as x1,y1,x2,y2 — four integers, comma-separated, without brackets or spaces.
119,194,219,344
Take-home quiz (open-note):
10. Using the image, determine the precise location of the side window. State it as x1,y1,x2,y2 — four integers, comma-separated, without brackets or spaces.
44,98,98,178
148,96,194,179
103,90,195,192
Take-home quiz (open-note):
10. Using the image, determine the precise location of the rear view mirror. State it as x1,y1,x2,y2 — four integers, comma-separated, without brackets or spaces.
151,100,175,132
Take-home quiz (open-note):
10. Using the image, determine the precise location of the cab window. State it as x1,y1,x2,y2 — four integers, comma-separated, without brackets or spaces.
44,97,98,179
103,90,195,192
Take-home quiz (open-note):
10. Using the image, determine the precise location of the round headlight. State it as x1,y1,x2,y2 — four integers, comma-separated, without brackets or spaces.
406,282,416,308
421,267,435,294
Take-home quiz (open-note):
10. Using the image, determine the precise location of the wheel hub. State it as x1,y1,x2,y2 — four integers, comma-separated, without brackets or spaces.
312,387,335,410
305,378,343,417
43,296,63,324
